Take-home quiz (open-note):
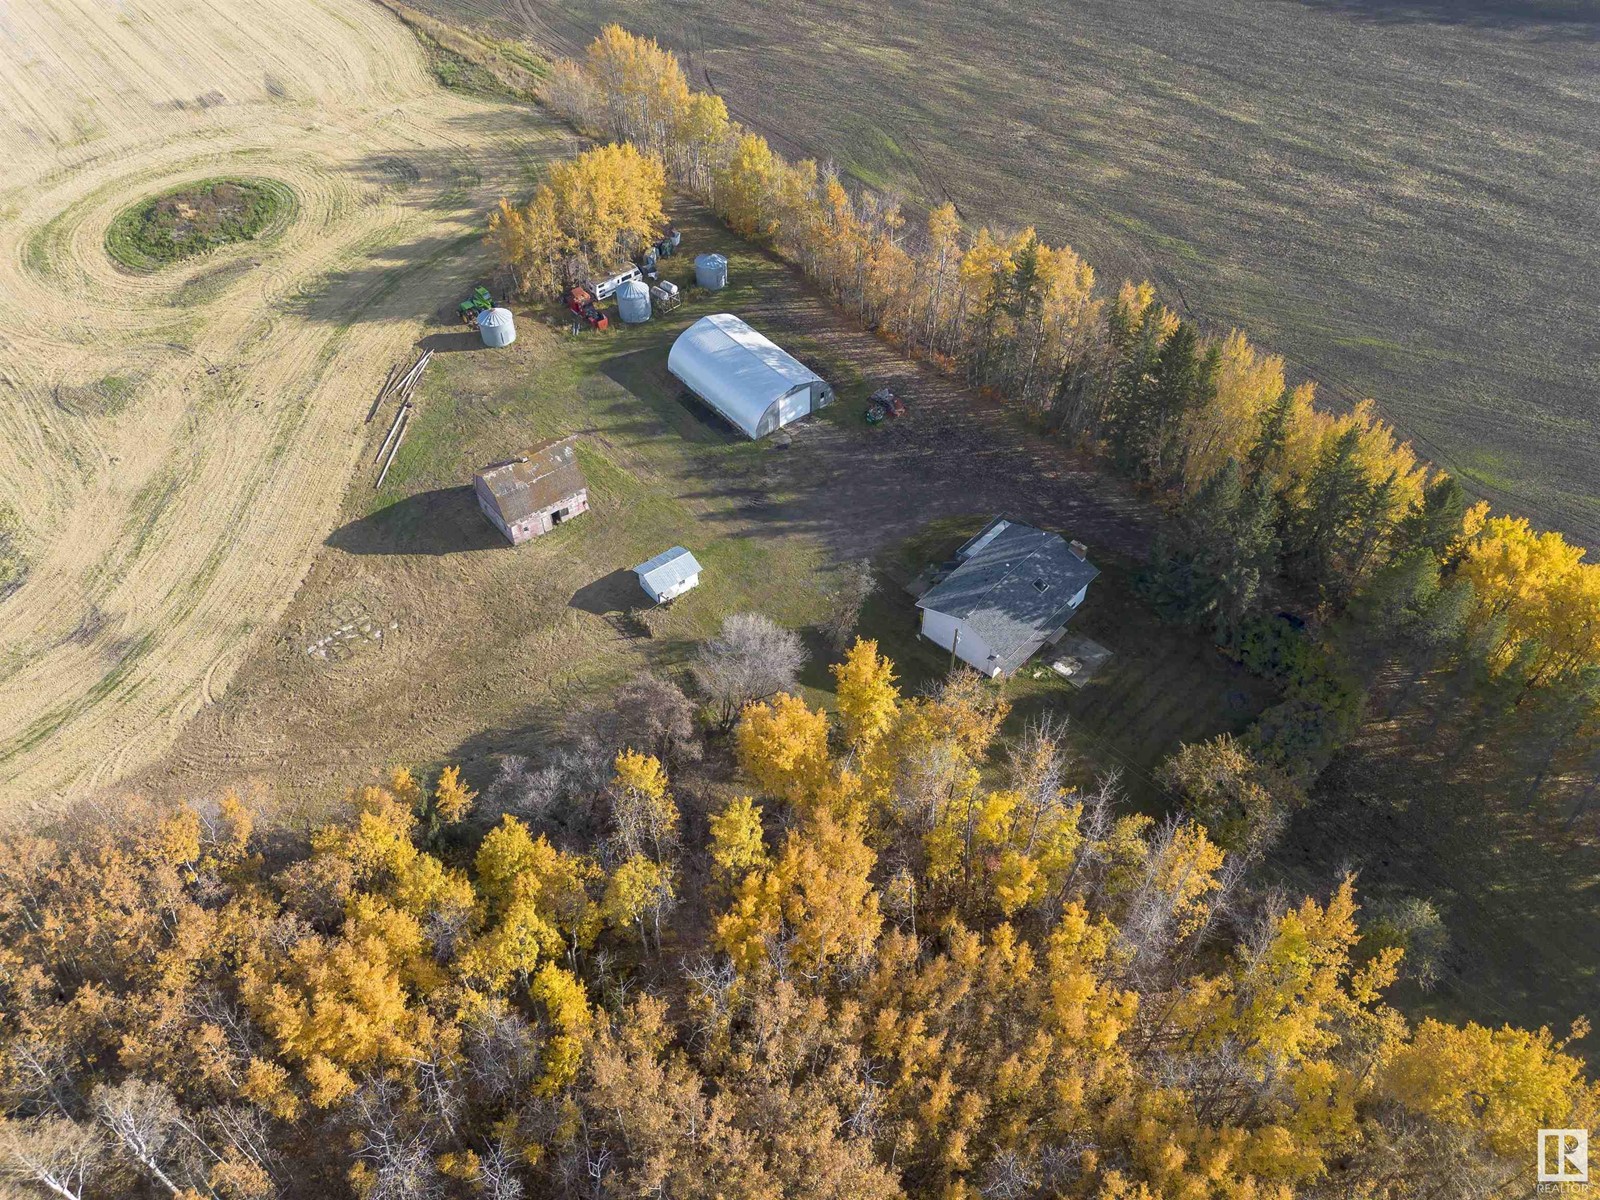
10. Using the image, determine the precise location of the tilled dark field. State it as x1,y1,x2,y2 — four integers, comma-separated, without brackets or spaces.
427,0,1600,545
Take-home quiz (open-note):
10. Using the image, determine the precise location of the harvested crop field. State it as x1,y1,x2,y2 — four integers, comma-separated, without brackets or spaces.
0,0,570,817
430,0,1600,546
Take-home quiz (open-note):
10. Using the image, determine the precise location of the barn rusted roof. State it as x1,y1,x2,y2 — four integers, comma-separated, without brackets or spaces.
475,437,586,523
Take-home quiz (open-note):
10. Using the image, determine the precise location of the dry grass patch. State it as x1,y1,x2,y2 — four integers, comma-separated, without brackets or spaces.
0,0,570,818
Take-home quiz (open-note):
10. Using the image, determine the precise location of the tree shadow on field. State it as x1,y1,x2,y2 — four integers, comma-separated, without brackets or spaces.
327,487,504,556
281,228,483,326
568,567,644,616
279,133,561,330
438,712,567,801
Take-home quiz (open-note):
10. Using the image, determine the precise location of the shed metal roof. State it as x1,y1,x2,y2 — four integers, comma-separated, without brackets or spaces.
475,437,585,524
634,546,702,590
917,518,1099,674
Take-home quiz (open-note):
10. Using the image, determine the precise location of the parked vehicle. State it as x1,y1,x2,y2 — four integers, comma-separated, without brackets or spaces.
565,284,609,330
458,285,493,324
587,265,642,301
869,387,907,418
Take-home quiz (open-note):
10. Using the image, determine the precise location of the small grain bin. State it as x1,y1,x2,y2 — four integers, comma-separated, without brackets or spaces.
477,307,516,348
694,252,728,291
616,278,652,324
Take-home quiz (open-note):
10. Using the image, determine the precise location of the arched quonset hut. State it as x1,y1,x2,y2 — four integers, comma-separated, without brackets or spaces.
667,313,833,439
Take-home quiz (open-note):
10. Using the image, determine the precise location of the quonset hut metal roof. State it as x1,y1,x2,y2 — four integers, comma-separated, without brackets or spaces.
667,313,825,439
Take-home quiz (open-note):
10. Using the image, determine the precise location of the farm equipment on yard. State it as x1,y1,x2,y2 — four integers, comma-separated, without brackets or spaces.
866,387,906,423
650,280,682,312
458,285,493,324
870,387,906,417
565,284,609,330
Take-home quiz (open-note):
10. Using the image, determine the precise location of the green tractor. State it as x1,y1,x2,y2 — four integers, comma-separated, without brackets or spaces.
458,286,494,324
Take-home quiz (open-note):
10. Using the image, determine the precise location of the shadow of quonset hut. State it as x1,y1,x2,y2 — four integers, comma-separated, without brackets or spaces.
473,436,588,546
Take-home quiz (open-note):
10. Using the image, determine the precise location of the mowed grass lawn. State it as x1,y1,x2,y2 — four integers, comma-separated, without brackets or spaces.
197,199,1258,810
166,207,830,810
354,217,834,717
365,203,875,652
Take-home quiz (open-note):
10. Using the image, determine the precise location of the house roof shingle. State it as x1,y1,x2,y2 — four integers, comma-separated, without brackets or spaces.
916,518,1100,674
475,437,586,524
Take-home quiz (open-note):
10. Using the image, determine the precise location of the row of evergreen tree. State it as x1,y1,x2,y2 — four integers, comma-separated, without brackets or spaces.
529,28,1598,764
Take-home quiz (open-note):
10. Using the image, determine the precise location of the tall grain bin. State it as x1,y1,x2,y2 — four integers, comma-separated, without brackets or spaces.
477,307,516,348
694,253,728,291
616,278,652,324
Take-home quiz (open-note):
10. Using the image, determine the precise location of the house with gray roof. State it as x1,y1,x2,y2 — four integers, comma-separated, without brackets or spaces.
916,518,1099,677
634,546,702,604
474,436,588,545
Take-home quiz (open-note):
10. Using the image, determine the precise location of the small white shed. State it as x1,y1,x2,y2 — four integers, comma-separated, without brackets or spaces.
634,546,702,604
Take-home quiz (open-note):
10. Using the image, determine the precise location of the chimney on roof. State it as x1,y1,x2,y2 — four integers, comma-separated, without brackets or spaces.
1069,540,1088,560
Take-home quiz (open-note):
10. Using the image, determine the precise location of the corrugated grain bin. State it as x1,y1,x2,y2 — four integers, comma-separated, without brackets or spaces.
477,307,516,348
616,278,652,324
694,252,728,291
